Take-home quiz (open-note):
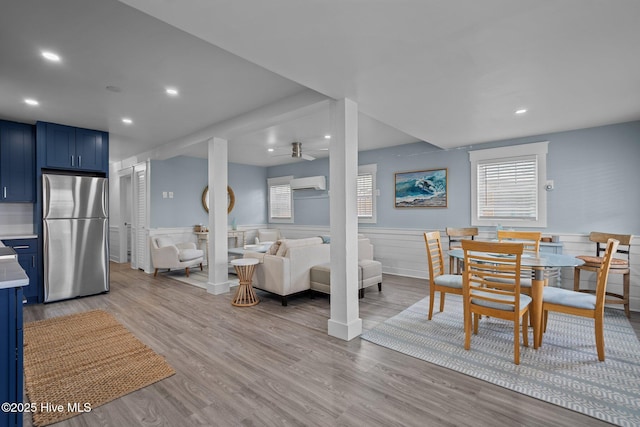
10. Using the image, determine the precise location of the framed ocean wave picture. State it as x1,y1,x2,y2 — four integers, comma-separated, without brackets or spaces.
394,168,447,208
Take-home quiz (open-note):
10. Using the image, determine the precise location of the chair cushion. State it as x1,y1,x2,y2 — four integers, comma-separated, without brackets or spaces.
485,276,532,288
433,274,463,289
543,287,596,310
156,236,174,248
577,255,629,269
179,249,203,262
471,291,532,312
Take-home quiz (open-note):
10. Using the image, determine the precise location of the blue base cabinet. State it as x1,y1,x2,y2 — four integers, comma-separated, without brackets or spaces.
0,287,23,427
1,240,39,304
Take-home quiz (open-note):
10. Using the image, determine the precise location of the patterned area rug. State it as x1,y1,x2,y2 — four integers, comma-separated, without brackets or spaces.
361,295,640,426
23,310,175,426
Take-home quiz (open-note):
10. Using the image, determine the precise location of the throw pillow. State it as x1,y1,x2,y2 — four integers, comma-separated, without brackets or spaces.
267,240,282,255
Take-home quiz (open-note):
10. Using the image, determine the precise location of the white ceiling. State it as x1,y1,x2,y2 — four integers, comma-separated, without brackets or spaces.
2,0,639,167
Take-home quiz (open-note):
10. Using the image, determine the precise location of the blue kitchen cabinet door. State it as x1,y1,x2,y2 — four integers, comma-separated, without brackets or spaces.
75,128,108,172
43,122,76,169
0,287,24,427
0,121,35,202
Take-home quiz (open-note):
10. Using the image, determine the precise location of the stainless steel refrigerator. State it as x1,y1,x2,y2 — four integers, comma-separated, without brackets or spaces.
43,173,109,302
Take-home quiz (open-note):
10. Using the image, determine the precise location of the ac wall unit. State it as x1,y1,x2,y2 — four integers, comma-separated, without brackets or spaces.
290,176,326,190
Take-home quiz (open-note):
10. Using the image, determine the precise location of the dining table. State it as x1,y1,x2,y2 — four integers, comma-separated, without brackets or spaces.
448,248,585,349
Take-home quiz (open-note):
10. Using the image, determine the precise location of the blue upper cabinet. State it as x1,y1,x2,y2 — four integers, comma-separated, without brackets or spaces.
38,122,108,173
0,120,35,202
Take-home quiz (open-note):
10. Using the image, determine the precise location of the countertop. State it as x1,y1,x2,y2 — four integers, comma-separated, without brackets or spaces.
0,241,29,289
0,234,38,240
0,259,29,289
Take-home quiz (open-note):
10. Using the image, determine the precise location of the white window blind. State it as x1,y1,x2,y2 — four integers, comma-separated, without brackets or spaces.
477,156,538,221
470,141,548,228
357,173,374,219
269,183,292,220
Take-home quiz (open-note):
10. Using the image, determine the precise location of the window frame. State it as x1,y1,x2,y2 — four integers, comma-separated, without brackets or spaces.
357,164,377,224
267,175,294,224
469,141,548,228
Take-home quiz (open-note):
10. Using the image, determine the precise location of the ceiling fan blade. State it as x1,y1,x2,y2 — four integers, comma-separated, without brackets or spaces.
301,153,316,161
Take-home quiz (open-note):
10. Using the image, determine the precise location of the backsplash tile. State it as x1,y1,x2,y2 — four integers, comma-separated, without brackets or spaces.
0,203,34,235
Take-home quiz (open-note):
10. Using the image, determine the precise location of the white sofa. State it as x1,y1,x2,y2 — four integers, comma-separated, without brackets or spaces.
243,236,374,306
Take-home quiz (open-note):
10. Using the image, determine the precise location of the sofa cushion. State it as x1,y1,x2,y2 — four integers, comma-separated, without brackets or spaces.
156,236,174,248
276,237,323,257
179,248,203,262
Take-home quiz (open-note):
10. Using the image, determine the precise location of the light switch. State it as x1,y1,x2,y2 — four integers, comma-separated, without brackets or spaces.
169,192,174,198
162,191,167,198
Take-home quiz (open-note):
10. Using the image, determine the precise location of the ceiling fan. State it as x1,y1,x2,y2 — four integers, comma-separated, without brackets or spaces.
271,141,328,161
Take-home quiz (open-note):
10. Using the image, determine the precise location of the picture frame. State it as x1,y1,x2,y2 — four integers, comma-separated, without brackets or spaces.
394,168,447,208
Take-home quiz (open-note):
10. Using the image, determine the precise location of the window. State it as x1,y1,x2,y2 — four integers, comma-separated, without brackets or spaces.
358,164,377,223
268,176,293,223
470,142,548,228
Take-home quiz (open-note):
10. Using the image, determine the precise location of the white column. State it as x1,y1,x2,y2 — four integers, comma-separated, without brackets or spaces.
206,137,232,295
328,98,362,340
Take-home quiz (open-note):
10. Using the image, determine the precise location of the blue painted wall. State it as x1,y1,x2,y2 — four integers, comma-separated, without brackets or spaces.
150,157,267,228
266,120,640,234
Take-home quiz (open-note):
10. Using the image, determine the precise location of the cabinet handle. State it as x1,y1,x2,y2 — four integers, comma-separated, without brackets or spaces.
79,155,82,167
12,246,29,249
71,155,74,166
32,255,35,268
2,187,5,198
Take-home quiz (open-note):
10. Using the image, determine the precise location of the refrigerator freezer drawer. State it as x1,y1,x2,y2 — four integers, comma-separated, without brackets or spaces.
43,218,109,302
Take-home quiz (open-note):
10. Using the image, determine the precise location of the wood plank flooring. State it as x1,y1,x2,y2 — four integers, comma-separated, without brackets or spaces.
22,262,639,427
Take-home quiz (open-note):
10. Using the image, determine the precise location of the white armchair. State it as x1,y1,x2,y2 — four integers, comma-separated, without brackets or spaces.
150,235,204,277
255,228,282,244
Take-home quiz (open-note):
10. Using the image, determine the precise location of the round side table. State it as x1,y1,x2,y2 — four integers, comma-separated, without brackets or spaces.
230,258,259,307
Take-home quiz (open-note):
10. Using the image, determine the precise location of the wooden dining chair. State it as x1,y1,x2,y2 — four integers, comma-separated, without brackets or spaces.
494,230,542,293
462,240,530,365
424,231,463,320
445,227,478,274
541,239,619,361
573,232,632,318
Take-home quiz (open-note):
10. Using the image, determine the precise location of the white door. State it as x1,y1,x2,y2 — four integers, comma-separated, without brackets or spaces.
118,170,132,263
131,162,148,271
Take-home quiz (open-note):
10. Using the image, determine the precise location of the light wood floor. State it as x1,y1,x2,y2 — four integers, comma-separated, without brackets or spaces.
23,262,639,427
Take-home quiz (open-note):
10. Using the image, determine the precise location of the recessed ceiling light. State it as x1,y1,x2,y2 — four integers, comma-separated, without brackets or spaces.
122,118,133,124
515,108,527,115
165,88,179,96
24,99,39,106
106,85,122,93
267,148,274,152
41,51,61,62
324,135,331,139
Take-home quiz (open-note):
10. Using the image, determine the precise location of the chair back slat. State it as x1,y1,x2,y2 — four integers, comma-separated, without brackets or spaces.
497,230,541,253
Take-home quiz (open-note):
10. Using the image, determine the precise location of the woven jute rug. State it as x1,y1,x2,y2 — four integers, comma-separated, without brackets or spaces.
23,310,175,426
